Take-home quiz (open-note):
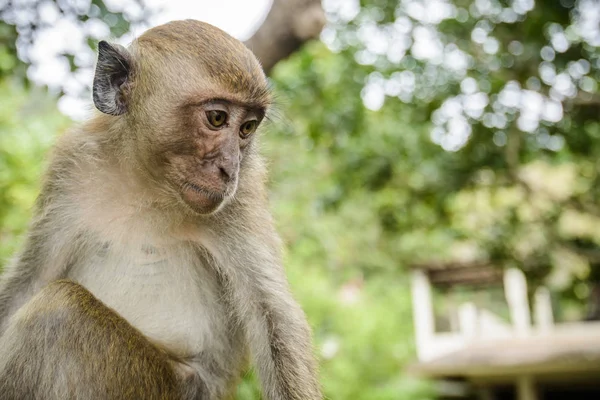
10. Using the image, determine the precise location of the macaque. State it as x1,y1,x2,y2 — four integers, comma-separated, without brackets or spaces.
0,20,321,400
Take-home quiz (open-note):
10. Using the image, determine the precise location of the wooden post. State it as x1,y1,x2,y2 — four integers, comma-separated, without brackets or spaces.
477,387,496,400
516,376,537,400
411,270,435,361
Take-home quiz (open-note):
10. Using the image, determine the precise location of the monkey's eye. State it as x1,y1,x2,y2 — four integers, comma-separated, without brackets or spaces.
240,120,258,138
206,110,228,128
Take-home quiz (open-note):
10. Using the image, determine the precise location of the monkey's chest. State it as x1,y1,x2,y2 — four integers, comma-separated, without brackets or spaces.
68,245,230,357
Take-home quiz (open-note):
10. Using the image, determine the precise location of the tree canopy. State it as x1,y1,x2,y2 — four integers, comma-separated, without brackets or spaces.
272,0,600,315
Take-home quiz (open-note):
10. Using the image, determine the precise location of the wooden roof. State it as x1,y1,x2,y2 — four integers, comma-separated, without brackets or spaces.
411,261,504,287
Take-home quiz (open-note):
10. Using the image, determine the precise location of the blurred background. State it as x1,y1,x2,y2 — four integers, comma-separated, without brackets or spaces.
2,0,600,399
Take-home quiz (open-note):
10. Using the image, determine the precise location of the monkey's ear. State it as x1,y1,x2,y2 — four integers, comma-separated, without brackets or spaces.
93,41,132,116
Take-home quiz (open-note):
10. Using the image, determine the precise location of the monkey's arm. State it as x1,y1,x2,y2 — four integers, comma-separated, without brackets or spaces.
250,274,322,400
0,192,82,332
212,207,322,400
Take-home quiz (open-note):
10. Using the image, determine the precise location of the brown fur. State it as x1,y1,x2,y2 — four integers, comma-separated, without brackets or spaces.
0,20,321,400
0,280,201,399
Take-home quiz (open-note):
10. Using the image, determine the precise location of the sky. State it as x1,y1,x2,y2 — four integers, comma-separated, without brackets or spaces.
144,0,273,40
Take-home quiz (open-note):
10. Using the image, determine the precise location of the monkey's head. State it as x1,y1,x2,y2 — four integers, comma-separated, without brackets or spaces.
92,20,271,215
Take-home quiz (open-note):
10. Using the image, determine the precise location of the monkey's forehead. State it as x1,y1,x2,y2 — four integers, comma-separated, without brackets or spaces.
134,20,271,105
206,63,271,107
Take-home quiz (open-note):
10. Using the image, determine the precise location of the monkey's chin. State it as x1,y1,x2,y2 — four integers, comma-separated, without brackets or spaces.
181,183,227,215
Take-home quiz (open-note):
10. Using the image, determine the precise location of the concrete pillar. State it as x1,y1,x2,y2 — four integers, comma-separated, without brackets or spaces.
504,268,531,336
411,270,435,361
534,286,554,333
458,302,478,338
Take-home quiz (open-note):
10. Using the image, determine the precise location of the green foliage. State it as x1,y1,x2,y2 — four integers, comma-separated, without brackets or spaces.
278,0,600,313
0,81,67,262
0,0,150,84
0,23,19,78
265,126,433,399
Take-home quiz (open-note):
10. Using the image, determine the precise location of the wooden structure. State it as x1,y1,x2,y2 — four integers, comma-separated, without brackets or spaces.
409,262,600,400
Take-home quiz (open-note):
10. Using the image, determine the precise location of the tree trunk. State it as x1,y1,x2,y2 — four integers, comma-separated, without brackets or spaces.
245,0,325,75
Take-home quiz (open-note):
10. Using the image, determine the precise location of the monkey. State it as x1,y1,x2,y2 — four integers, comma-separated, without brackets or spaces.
0,20,322,400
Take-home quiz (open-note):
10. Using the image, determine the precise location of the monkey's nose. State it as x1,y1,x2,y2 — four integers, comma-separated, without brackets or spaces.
216,158,237,183
219,165,233,182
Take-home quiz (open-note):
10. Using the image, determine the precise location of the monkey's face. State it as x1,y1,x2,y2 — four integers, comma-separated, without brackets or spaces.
91,22,271,216
160,99,264,215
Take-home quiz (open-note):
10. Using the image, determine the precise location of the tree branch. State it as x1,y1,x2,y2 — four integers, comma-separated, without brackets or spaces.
244,0,325,75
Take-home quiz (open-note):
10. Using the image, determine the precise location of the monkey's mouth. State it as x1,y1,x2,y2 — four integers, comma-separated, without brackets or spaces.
180,181,228,214
185,182,225,201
